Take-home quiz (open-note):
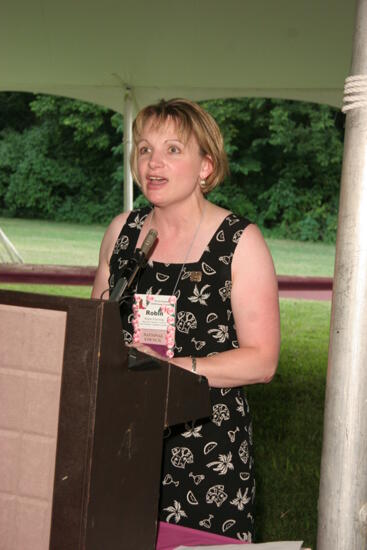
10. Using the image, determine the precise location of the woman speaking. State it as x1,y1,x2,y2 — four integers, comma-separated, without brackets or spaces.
92,98,280,546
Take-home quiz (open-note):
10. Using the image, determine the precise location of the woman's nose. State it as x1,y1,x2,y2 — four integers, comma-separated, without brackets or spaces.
148,149,164,168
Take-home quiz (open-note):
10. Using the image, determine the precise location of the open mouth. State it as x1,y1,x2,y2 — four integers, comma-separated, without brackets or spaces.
147,176,168,186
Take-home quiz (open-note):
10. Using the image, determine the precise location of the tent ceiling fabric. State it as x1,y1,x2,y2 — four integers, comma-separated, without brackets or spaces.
0,0,355,112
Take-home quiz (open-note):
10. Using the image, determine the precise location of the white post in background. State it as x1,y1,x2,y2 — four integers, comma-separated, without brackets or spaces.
0,227,23,263
317,0,367,547
123,87,134,212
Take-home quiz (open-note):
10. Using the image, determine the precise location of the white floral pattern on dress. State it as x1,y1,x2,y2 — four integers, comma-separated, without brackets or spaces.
206,485,228,507
164,500,187,523
219,281,232,302
206,312,218,323
186,490,199,505
212,404,230,426
188,284,211,305
176,311,198,334
222,519,236,532
113,234,129,254
235,396,246,416
219,252,233,265
109,208,255,540
206,452,234,475
230,487,251,511
233,229,244,243
182,423,203,439
208,325,229,343
128,212,148,230
239,440,249,464
171,447,194,469
237,531,252,542
189,472,205,485
191,337,206,350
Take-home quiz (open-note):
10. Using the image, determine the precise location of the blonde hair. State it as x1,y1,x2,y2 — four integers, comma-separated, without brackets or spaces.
130,98,229,193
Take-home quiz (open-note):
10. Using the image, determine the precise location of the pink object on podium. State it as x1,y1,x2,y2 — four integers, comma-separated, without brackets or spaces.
156,521,246,549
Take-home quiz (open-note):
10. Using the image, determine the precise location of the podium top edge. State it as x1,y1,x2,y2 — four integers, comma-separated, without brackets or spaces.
0,288,111,312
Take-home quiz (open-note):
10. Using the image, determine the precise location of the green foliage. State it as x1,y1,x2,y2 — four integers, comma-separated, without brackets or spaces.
30,95,113,151
0,125,84,217
202,98,343,242
0,92,344,240
133,191,150,209
0,92,36,132
208,183,257,221
0,93,124,223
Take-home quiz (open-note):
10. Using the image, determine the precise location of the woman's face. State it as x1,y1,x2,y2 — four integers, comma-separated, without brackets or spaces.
136,117,212,208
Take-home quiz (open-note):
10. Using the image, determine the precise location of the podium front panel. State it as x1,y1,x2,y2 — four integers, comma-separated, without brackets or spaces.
0,290,210,550
0,303,67,550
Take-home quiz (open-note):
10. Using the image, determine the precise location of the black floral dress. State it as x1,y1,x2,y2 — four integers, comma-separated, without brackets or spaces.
109,207,255,543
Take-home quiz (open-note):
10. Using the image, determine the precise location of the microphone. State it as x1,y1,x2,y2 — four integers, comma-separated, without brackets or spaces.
140,228,158,260
109,229,158,303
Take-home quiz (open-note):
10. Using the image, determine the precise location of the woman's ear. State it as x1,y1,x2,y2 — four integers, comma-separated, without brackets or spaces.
200,154,214,180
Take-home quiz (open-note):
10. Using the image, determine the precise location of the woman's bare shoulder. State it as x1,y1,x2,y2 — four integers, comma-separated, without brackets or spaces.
232,223,276,282
107,211,130,234
205,201,231,226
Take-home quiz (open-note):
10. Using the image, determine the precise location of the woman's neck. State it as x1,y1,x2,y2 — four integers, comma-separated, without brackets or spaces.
151,197,207,238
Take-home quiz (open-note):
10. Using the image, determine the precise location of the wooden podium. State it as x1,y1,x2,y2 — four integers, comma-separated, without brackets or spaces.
0,290,210,550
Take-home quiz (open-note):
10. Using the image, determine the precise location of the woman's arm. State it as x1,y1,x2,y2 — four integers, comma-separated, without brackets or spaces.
91,212,130,299
171,224,280,387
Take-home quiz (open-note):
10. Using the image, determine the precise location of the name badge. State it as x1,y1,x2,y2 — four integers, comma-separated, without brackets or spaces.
132,293,177,359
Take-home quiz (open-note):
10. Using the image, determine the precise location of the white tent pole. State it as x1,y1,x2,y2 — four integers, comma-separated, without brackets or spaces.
0,227,23,263
317,0,367,547
123,87,134,212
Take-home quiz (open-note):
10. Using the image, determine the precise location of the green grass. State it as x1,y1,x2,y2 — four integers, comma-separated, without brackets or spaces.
247,299,331,548
266,238,335,277
0,216,335,276
0,217,105,266
0,283,92,298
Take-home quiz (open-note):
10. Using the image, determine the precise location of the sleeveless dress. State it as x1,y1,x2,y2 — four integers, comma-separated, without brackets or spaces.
109,206,255,543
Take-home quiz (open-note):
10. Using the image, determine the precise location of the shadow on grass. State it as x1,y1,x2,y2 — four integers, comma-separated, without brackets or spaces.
246,300,330,548
248,376,325,547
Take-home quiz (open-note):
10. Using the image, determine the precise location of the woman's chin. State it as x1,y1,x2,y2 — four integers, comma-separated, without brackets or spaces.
144,186,167,202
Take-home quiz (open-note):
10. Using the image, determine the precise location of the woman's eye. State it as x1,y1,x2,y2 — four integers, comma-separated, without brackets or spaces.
139,146,150,155
168,145,180,153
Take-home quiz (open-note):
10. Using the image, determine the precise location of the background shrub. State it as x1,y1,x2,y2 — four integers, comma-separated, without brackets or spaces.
0,93,344,241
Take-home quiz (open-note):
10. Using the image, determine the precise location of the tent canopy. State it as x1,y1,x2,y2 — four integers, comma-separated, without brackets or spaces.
0,0,355,112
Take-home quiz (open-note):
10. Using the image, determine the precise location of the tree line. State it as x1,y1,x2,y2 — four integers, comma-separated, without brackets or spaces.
0,92,344,242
